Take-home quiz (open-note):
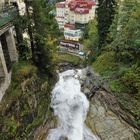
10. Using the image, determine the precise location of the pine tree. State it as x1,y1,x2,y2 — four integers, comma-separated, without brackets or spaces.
109,0,140,64
84,19,99,63
24,0,60,75
32,0,60,75
97,0,116,48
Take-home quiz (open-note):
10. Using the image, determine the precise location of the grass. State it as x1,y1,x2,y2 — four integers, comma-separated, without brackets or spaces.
0,61,54,139
93,51,118,78
12,61,37,83
0,62,37,112
109,80,123,93
55,52,82,65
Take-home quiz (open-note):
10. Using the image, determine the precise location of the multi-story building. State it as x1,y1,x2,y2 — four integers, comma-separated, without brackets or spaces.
64,28,82,41
56,2,66,29
56,0,96,29
0,0,5,9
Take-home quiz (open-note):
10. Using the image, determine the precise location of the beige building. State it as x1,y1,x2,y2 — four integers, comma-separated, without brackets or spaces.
10,0,26,15
0,0,5,10
56,0,96,29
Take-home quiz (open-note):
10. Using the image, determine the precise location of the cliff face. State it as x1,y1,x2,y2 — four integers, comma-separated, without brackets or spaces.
80,67,140,140
0,62,56,140
0,63,140,140
87,92,138,140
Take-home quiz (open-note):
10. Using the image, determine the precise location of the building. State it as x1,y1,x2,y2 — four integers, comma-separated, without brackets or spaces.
56,0,96,29
0,0,5,10
55,2,66,29
0,0,18,101
10,0,26,15
64,28,82,41
0,1,26,15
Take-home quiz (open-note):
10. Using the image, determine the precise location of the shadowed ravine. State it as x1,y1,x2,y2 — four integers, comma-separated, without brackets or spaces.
47,70,100,140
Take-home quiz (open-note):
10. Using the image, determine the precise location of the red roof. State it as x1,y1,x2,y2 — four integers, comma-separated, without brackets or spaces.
64,24,75,29
56,0,96,14
68,0,96,14
75,8,89,14
56,2,65,8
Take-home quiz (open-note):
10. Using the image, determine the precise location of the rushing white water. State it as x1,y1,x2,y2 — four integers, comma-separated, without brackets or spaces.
47,70,100,140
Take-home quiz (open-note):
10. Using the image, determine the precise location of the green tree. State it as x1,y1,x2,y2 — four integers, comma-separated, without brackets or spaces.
24,0,60,75
97,0,116,48
84,19,99,63
14,3,30,60
109,0,140,64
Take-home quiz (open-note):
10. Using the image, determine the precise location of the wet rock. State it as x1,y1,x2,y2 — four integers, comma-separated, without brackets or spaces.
87,97,137,140
80,67,139,140
58,62,83,72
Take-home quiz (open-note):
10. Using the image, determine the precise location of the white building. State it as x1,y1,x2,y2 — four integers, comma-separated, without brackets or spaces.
56,0,96,29
56,2,66,29
10,0,26,15
64,28,83,41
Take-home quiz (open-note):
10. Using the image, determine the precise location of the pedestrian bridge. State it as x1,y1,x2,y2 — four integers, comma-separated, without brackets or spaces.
0,7,18,101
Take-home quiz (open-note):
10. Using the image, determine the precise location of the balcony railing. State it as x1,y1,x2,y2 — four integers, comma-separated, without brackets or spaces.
0,6,17,28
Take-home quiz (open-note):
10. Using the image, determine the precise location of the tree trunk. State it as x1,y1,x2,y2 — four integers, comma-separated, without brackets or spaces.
24,0,35,62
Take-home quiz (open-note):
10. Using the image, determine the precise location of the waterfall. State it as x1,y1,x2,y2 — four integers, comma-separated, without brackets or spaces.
47,70,100,140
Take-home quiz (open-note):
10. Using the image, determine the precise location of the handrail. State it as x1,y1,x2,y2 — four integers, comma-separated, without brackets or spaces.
0,6,17,28
0,5,17,13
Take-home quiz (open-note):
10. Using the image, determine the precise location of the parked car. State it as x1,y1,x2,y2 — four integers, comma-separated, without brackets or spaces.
78,51,85,56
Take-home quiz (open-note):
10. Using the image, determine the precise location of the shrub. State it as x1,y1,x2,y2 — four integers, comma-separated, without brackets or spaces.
121,65,140,94
93,51,118,77
12,62,37,83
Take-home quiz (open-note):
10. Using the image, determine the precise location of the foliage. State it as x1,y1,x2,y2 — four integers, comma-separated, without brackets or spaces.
93,51,118,77
56,53,82,65
94,0,140,94
92,0,140,122
109,0,140,64
14,14,31,60
121,65,140,94
12,62,37,83
83,19,99,63
0,61,54,140
97,0,116,48
23,0,60,75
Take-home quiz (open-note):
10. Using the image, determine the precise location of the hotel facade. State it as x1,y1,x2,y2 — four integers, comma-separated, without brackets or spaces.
56,0,96,29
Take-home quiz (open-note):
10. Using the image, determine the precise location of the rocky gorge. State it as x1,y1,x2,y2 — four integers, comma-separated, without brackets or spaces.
37,64,140,140
81,67,140,140
42,64,140,140
0,62,140,140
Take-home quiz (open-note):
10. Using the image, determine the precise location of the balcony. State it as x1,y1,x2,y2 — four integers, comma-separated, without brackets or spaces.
0,6,17,28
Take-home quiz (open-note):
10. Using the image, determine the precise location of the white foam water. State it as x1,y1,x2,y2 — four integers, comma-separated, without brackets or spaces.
47,70,100,140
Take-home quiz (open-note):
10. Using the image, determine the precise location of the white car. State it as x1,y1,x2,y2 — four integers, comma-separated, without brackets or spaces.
78,51,85,56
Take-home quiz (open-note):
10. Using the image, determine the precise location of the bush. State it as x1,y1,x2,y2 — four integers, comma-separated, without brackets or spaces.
12,62,37,83
93,51,118,77
56,53,82,65
121,65,140,94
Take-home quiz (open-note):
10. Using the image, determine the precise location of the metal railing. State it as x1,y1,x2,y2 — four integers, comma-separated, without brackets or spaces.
0,5,17,28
